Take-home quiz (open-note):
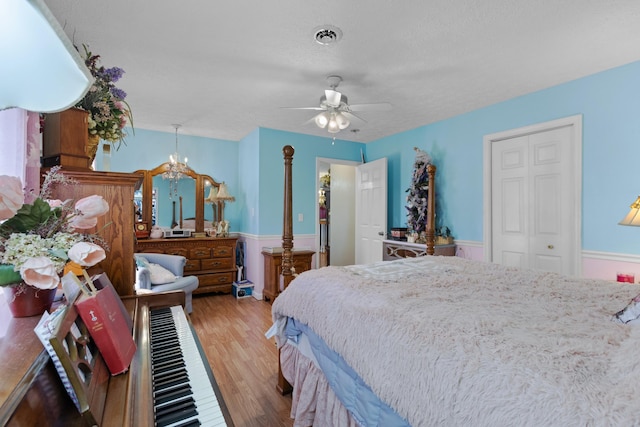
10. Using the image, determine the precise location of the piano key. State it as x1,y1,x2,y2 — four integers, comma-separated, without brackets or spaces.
149,306,228,426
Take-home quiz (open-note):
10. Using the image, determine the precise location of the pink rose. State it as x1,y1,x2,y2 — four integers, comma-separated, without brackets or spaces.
0,175,24,221
20,256,60,290
68,216,98,230
68,242,106,267
69,195,109,229
74,195,109,218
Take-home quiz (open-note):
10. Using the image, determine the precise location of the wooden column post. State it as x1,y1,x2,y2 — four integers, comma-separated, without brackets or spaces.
425,164,437,255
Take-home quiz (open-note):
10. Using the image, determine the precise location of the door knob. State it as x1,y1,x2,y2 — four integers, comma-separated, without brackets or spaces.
378,231,384,236
548,244,554,249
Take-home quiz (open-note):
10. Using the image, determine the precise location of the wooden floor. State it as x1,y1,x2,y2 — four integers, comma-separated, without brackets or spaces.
189,293,294,427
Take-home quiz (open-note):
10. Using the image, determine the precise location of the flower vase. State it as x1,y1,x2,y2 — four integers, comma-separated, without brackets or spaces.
86,134,100,166
3,283,56,318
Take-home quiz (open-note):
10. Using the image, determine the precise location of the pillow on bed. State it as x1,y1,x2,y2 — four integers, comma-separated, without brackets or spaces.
148,263,177,285
613,293,640,324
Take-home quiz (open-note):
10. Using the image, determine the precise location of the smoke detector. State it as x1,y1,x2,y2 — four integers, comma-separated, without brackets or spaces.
313,25,343,45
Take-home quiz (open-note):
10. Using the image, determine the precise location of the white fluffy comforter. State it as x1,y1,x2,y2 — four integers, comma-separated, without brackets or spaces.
271,256,640,427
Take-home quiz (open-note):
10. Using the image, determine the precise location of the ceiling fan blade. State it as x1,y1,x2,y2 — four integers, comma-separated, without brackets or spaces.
325,89,342,107
348,102,393,112
341,111,367,124
281,106,325,111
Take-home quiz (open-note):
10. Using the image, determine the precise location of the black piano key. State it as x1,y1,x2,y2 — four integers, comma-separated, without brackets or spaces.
154,369,189,386
154,376,190,393
154,387,193,406
153,359,186,372
171,419,202,427
156,408,199,427
154,384,192,401
155,395,195,415
156,403,199,427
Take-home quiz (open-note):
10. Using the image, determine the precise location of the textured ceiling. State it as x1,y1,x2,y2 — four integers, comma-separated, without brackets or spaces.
45,0,640,143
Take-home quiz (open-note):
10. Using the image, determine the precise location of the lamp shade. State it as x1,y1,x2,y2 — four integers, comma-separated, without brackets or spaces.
619,196,640,226
216,183,235,202
205,186,218,203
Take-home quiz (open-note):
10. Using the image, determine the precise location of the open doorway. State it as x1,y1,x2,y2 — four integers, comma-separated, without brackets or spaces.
315,157,360,268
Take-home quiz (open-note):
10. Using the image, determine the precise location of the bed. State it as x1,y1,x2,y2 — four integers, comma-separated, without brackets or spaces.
269,145,640,426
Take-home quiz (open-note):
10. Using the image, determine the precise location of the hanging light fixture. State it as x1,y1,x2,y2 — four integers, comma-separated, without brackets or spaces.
162,124,190,198
315,110,350,134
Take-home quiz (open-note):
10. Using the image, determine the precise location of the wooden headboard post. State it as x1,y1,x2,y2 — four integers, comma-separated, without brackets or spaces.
277,145,295,396
426,164,436,255
281,145,295,290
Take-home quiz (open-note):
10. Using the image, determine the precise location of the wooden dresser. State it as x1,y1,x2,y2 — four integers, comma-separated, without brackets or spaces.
135,236,238,294
262,249,315,302
383,239,456,260
49,169,142,296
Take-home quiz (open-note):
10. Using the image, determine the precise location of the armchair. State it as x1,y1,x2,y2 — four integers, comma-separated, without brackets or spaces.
134,253,199,313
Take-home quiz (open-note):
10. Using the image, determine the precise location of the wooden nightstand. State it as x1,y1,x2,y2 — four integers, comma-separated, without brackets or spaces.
262,250,315,302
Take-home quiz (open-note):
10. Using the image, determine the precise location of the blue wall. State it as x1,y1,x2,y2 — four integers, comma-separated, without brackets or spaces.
254,128,363,236
95,127,241,230
106,60,640,254
365,60,640,253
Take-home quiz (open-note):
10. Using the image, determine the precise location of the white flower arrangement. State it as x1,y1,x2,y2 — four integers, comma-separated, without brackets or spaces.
0,167,109,290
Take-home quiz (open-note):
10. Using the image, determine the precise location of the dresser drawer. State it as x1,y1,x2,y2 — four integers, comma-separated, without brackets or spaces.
189,247,212,259
184,259,200,272
201,258,234,271
212,245,234,258
198,272,234,286
164,247,189,258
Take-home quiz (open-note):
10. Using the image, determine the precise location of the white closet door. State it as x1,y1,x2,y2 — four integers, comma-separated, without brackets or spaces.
491,125,576,275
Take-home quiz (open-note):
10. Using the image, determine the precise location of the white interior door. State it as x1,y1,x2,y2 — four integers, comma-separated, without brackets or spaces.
488,118,580,276
355,157,387,264
329,164,355,266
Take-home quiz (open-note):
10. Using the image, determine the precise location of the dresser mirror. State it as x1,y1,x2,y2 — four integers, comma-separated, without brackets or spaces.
135,162,222,233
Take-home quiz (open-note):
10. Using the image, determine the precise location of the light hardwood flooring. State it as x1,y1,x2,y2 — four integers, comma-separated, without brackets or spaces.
189,293,294,427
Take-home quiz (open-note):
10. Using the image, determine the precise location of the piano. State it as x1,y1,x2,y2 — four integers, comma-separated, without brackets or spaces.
0,290,234,426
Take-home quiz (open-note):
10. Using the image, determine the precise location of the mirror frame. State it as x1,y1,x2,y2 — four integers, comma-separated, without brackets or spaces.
135,162,221,233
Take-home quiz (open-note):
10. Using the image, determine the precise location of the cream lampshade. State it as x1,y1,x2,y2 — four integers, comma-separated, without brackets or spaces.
215,183,235,202
209,182,234,222
619,196,640,226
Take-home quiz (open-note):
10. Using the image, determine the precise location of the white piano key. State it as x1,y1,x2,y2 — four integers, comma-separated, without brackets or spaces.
152,306,226,427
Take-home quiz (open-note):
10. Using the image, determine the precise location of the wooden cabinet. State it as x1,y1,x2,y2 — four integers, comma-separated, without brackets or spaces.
49,169,142,296
42,108,91,170
383,239,456,260
136,237,237,294
262,250,315,302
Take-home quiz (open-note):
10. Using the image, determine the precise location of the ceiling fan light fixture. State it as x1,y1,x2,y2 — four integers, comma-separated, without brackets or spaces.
315,112,329,128
327,114,340,133
313,25,343,45
336,112,350,130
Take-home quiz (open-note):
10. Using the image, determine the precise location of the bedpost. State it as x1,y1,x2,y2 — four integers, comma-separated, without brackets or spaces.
426,164,436,255
282,145,295,288
277,145,295,395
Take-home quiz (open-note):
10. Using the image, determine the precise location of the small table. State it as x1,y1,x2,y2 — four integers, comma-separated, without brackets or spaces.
383,239,456,260
262,250,315,302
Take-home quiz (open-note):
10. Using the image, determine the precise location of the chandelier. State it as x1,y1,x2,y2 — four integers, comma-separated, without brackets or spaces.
162,124,190,197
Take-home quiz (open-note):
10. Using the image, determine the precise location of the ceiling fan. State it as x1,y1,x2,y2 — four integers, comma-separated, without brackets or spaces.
285,75,392,134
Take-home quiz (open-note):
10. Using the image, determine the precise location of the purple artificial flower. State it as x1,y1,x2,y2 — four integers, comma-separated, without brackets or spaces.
104,67,125,83
110,87,127,100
